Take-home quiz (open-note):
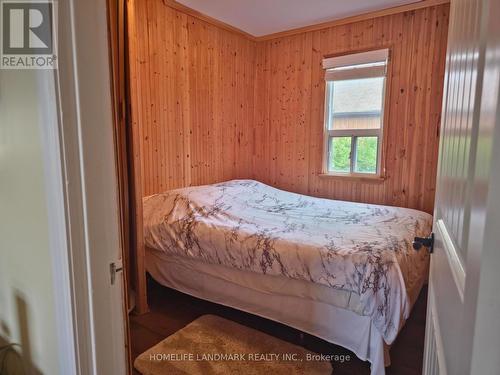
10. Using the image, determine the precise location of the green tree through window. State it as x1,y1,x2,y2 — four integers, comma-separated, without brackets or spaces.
355,137,377,173
330,137,351,172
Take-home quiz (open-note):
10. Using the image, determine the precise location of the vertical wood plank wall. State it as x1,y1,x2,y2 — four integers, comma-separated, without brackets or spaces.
128,0,256,197
128,0,449,214
254,4,449,214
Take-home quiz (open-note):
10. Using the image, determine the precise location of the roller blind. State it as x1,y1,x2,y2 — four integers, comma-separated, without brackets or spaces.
323,49,389,81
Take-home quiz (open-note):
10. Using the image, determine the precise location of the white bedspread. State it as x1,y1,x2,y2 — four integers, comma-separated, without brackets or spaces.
143,180,432,344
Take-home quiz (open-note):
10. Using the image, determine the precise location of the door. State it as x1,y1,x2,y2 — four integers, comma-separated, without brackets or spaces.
423,0,500,374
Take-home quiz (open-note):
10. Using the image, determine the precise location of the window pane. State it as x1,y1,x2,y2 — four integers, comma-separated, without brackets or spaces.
354,136,378,174
329,137,351,173
329,77,384,130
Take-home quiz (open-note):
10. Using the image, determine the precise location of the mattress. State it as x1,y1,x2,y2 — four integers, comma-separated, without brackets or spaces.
143,179,432,344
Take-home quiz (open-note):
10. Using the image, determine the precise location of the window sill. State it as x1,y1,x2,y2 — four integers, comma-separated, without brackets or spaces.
318,173,386,182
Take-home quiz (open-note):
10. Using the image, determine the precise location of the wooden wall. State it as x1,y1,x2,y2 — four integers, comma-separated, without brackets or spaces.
127,0,449,313
253,4,449,214
128,0,256,197
129,0,449,213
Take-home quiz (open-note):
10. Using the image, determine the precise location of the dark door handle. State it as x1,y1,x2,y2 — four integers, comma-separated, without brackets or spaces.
413,233,434,253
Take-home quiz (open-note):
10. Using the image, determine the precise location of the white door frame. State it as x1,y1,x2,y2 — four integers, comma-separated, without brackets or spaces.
39,0,127,373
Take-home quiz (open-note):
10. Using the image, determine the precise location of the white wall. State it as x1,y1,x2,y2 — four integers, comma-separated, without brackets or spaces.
0,69,59,375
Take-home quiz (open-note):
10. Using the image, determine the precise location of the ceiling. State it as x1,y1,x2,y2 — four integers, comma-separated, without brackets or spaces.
176,0,422,37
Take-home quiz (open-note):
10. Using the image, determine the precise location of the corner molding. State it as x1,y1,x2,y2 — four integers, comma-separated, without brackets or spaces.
162,0,258,41
162,0,450,42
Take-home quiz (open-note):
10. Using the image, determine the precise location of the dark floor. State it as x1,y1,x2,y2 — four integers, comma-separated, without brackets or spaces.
130,277,428,375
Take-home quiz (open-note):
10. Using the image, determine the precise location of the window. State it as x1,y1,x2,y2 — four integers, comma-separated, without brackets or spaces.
322,49,388,176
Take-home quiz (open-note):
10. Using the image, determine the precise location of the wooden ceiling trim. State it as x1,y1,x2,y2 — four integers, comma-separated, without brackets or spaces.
162,0,258,41
163,0,450,42
256,0,450,41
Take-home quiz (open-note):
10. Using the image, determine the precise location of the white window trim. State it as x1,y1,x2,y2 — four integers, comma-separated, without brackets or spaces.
322,49,389,70
322,49,389,178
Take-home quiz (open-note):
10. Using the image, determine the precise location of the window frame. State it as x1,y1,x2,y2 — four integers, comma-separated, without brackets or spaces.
322,48,390,178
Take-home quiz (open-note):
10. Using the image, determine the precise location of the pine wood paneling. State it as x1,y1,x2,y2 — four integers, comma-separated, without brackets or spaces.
128,0,256,197
127,0,449,313
253,4,449,214
129,0,448,214
128,0,256,312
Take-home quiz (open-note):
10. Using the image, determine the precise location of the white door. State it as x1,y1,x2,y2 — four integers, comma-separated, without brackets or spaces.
423,0,500,374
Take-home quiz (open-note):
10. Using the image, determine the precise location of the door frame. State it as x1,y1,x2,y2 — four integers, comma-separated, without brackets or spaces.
40,0,128,373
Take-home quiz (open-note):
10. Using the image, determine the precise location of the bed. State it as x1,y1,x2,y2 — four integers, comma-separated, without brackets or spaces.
142,180,432,375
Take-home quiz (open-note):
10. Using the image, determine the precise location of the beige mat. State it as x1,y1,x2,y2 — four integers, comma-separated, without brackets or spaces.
134,315,333,375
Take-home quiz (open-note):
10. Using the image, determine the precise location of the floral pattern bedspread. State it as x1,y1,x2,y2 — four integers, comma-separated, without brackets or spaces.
143,180,432,344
